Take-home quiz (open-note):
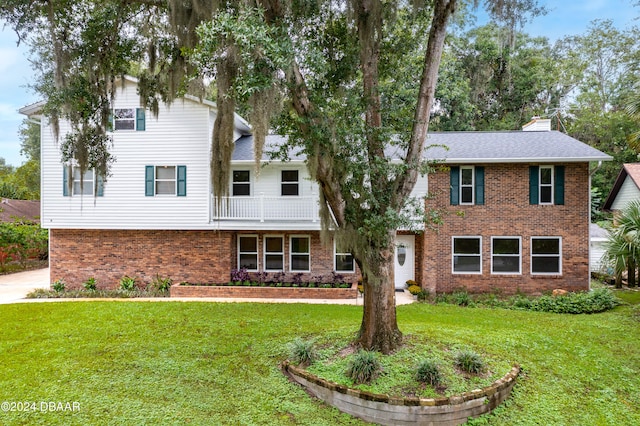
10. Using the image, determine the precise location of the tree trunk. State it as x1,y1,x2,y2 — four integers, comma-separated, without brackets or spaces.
628,259,636,287
356,234,402,354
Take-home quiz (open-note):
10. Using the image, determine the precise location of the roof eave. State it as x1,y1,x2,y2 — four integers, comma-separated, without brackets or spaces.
433,156,612,164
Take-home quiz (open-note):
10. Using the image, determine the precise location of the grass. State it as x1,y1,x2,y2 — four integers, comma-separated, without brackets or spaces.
0,300,639,425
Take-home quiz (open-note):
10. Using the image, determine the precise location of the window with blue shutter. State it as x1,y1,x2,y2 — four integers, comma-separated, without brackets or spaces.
63,166,70,197
177,165,187,196
451,166,484,205
136,108,145,131
63,166,103,197
145,165,186,196
530,165,564,205
145,166,155,196
112,108,146,130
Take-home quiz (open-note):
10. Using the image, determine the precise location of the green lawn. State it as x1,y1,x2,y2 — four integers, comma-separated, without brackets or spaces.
0,299,638,425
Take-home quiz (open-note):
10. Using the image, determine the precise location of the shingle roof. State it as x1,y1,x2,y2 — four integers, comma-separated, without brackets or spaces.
233,131,611,163
0,199,40,223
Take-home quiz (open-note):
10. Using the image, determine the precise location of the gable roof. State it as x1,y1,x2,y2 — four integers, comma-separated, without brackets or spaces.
603,163,640,210
232,131,611,163
0,199,40,223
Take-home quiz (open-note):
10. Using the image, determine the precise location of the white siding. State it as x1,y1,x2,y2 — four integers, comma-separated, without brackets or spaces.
41,80,212,229
610,176,640,211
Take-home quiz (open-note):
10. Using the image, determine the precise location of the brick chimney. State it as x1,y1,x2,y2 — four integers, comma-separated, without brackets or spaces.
522,116,551,131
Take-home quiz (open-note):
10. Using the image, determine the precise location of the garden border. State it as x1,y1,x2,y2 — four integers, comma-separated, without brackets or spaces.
170,282,358,299
282,361,520,426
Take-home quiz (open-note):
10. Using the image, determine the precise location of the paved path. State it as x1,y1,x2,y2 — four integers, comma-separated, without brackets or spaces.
0,268,49,304
0,268,415,306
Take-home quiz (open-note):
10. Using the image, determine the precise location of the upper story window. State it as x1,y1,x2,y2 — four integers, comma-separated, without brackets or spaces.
145,165,187,196
452,237,482,274
112,108,146,131
281,170,299,196
530,165,564,205
491,237,521,274
63,166,103,197
450,166,484,206
232,170,251,196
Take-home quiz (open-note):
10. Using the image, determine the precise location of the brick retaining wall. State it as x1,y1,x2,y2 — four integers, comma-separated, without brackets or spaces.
170,283,358,299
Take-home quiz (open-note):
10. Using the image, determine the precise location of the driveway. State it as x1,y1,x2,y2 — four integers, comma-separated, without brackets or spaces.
0,268,49,304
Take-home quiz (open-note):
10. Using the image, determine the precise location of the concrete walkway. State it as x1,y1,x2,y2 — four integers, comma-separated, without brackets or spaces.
0,268,415,305
0,268,49,304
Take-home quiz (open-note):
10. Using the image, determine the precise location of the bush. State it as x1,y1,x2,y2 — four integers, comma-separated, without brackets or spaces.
415,359,442,386
151,274,172,293
288,338,317,367
52,279,66,293
528,288,620,314
119,275,137,291
83,277,97,291
407,285,422,295
454,349,485,374
346,350,381,384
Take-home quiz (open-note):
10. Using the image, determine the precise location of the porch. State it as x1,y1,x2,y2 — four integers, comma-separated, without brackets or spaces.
211,195,320,222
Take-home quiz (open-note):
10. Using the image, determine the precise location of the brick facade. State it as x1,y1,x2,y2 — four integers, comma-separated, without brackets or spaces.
419,163,590,295
50,229,359,289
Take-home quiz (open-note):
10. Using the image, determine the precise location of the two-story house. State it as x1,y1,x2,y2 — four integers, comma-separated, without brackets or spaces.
21,78,611,294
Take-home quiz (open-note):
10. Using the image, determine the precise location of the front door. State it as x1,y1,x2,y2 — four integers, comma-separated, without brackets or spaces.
394,235,415,290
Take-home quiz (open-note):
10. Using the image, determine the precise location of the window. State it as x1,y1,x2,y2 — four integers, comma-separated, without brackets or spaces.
63,166,103,197
530,165,564,205
290,236,310,272
450,166,484,205
281,170,299,196
264,236,284,271
334,241,355,273
452,237,482,273
145,165,186,196
113,108,145,131
491,237,521,274
531,237,562,274
238,235,258,271
232,170,251,196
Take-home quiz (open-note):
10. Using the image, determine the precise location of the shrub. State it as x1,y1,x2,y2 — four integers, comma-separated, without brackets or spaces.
454,349,485,374
528,288,620,314
230,268,250,283
405,279,417,288
151,274,172,293
288,338,317,367
451,290,472,307
83,277,97,291
346,350,381,384
52,279,66,293
415,359,442,386
119,275,137,291
417,289,430,301
408,285,422,295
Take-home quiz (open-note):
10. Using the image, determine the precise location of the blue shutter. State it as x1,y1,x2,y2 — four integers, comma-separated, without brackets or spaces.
96,172,104,197
177,165,187,196
107,111,113,131
554,166,565,205
136,108,146,131
450,166,460,205
475,166,484,205
145,166,155,196
529,166,539,205
63,166,70,196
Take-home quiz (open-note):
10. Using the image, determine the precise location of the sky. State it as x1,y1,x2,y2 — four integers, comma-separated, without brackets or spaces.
0,0,638,167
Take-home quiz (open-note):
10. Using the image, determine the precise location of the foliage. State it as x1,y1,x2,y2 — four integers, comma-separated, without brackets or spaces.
82,277,97,291
230,268,251,283
603,200,640,287
454,349,485,374
407,285,422,295
119,275,137,291
346,350,382,385
0,222,48,271
415,359,442,386
51,279,66,293
287,338,317,367
150,274,172,293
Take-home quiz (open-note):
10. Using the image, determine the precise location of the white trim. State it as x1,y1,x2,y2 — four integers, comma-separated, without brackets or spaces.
531,236,563,275
281,169,300,197
460,165,475,205
231,169,252,197
263,234,284,271
539,165,554,205
237,234,259,272
490,236,522,275
154,165,177,196
452,236,482,274
289,234,311,272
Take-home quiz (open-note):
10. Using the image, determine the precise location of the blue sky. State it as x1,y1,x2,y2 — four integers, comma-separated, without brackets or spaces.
0,0,638,167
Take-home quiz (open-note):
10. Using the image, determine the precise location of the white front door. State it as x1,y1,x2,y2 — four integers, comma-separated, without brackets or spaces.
394,235,415,290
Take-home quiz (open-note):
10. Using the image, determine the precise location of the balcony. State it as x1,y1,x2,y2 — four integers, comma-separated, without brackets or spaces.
212,194,320,222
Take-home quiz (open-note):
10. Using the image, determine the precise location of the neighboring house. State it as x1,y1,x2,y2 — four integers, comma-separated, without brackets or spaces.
603,163,640,212
0,198,40,223
590,223,609,273
21,79,611,294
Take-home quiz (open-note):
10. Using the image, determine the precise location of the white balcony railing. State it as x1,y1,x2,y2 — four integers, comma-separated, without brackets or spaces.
212,194,319,222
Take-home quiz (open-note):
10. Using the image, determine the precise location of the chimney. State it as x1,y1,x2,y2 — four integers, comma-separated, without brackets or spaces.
522,116,551,131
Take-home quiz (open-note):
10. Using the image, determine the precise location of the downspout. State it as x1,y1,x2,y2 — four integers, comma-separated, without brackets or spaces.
587,161,603,290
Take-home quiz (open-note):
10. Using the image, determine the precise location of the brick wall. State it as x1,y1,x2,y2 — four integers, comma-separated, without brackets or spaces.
421,163,591,295
50,229,359,289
